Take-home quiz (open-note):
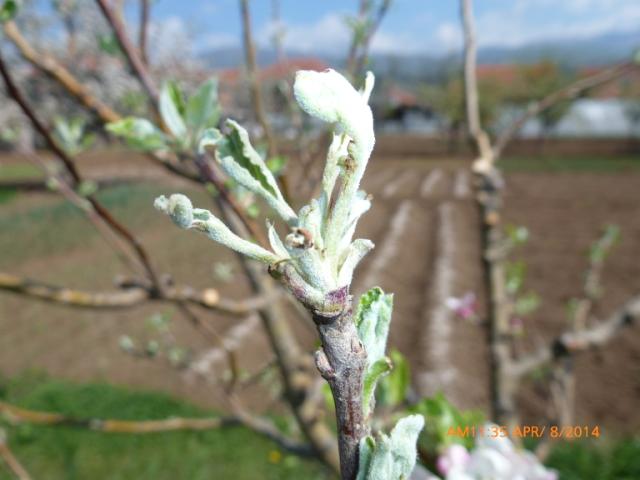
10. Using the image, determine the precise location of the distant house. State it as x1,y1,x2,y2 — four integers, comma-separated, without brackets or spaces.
376,84,441,134
511,98,640,138
482,63,640,138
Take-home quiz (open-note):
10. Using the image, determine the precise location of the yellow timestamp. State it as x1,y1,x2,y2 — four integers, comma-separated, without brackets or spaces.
447,424,601,439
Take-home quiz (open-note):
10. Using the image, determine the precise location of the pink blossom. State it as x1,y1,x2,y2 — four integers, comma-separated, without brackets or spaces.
437,444,471,476
445,292,478,321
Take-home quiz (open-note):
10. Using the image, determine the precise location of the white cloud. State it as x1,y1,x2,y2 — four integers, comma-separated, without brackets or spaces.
435,22,462,51
258,13,351,55
257,13,426,56
200,32,238,50
476,0,640,47
194,1,640,58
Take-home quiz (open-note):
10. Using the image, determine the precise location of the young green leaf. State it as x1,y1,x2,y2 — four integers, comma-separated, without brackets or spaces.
212,120,296,224
160,82,187,139
356,415,425,480
186,78,220,132
505,260,526,295
266,155,287,176
0,0,20,22
362,357,392,417
166,80,186,116
356,287,393,366
356,287,394,415
106,117,167,151
377,349,410,407
97,33,121,56
223,120,278,197
514,291,540,316
589,224,620,263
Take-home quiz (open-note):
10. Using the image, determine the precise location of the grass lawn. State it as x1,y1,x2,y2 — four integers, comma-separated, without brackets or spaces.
0,372,332,480
0,163,42,181
545,437,640,480
2,372,639,479
0,182,214,269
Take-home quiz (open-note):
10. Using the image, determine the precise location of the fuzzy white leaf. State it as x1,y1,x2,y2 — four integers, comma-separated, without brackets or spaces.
198,127,223,153
295,70,375,261
356,436,376,480
357,415,425,480
338,239,374,287
286,246,335,292
386,415,425,478
360,71,375,103
267,221,290,260
322,132,349,200
356,287,393,367
214,120,297,224
155,194,279,264
338,190,372,254
298,200,324,250
293,69,374,157
153,193,193,229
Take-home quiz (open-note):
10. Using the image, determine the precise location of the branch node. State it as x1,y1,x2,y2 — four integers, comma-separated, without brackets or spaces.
314,349,336,380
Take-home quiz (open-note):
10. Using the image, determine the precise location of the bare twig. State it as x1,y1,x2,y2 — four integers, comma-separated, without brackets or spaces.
0,401,313,456
95,0,159,105
0,49,161,289
461,0,516,427
238,0,292,201
3,21,121,123
138,0,150,65
0,272,273,316
1,22,204,185
239,0,278,160
27,154,145,277
460,0,493,164
0,430,31,480
494,62,637,158
512,295,640,378
214,197,340,473
346,0,391,81
270,0,285,62
3,10,337,472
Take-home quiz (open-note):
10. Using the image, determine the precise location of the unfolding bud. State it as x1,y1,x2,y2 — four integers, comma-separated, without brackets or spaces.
294,69,374,158
357,415,425,480
155,194,280,264
154,194,193,229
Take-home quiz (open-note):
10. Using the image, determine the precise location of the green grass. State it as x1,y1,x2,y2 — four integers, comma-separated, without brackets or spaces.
2,373,639,479
0,372,331,480
0,163,42,181
500,155,640,172
546,437,640,480
0,183,208,269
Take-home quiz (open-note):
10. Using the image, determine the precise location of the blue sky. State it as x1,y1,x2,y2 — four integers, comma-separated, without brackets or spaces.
144,0,640,55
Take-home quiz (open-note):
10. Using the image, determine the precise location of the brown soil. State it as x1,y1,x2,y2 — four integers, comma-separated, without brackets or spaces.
1,153,639,435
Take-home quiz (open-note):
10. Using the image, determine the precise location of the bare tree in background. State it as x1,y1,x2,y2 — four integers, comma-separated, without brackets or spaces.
460,0,639,434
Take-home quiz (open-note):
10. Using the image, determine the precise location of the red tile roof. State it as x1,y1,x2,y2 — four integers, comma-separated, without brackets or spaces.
476,64,519,84
218,57,330,84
